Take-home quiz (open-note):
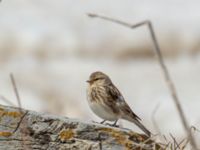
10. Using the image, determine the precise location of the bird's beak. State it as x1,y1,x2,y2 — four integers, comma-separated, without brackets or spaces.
86,80,91,83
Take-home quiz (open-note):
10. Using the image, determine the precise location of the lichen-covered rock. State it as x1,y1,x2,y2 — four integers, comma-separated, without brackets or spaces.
0,104,163,150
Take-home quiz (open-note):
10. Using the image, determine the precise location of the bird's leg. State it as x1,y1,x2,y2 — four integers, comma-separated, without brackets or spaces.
100,120,106,124
111,120,118,127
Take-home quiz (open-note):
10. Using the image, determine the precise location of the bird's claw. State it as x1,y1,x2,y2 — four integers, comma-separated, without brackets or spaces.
105,123,119,128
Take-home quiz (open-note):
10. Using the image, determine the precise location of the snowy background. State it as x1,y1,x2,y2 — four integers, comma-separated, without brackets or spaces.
0,0,199,145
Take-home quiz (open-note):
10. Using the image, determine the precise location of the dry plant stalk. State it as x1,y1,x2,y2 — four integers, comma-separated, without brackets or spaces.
87,13,198,149
10,73,22,109
9,73,30,149
0,74,22,108
0,95,15,106
151,102,161,135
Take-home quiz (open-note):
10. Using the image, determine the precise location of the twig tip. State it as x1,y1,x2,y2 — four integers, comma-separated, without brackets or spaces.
87,13,97,18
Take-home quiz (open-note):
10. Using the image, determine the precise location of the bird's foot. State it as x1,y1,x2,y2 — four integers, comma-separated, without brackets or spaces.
112,120,119,127
105,123,119,128
106,120,119,127
100,120,107,124
92,120,107,124
92,120,99,124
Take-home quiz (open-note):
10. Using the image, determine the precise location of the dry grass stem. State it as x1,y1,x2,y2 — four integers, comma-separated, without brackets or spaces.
191,126,200,133
10,73,22,109
0,95,16,106
151,102,161,135
169,133,180,150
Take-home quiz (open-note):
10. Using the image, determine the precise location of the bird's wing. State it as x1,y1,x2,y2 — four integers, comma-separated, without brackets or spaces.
106,84,141,121
120,101,141,121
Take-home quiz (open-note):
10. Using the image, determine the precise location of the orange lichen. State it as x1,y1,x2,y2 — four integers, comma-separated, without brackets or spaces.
110,130,126,145
125,140,134,149
59,129,74,141
0,108,22,118
0,108,4,116
6,112,22,118
98,128,127,145
0,131,12,137
98,127,146,150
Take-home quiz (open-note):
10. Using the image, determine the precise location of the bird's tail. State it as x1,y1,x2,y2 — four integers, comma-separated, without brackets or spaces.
124,117,151,137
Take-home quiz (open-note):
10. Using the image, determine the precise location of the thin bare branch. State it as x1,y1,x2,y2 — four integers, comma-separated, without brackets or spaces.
182,138,190,150
162,135,168,143
170,133,180,150
87,13,198,149
176,138,187,150
191,126,200,133
10,73,22,109
164,142,170,150
87,13,149,29
151,102,161,135
0,95,16,106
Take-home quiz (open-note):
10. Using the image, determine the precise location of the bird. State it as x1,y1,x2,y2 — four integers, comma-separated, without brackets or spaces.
86,71,151,137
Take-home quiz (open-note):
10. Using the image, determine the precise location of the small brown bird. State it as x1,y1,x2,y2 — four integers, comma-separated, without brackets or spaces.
86,71,151,137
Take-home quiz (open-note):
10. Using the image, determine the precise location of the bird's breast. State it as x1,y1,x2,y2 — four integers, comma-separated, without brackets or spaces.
89,100,118,121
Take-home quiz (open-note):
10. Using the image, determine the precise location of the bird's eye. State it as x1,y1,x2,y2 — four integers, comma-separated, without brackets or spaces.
94,77,102,81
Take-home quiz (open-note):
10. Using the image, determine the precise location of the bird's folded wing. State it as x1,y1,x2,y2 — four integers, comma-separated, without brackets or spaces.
105,84,141,121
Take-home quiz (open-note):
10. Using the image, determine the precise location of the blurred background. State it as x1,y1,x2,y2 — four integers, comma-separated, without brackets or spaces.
0,0,199,143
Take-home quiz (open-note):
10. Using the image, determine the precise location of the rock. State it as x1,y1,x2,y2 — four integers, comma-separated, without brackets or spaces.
0,104,163,150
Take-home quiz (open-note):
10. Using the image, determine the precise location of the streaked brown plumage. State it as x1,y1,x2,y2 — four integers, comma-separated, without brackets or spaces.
86,71,151,137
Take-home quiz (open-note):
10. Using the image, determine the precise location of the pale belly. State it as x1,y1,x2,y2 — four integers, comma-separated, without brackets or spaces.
87,85,119,121
89,102,118,121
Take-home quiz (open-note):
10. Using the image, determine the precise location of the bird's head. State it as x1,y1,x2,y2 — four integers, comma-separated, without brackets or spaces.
87,71,112,86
